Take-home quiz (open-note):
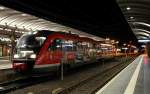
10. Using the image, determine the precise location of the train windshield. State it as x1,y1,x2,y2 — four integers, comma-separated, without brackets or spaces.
16,33,46,53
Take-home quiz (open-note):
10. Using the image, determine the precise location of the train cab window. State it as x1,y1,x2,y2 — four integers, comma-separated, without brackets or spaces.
49,39,62,51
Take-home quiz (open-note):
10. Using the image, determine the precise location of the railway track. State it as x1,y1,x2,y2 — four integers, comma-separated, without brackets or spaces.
56,58,134,94
0,56,135,94
0,73,55,94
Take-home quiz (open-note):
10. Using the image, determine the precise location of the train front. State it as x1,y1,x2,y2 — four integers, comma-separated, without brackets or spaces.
13,32,45,72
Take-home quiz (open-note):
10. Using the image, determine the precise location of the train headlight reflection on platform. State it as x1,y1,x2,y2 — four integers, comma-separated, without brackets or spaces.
14,54,19,58
30,54,36,59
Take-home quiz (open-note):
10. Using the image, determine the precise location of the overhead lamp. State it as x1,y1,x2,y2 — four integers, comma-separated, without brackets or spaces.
123,43,126,46
106,38,110,41
21,13,28,16
122,47,128,50
131,45,136,48
126,7,131,10
0,6,5,10
138,40,150,43
116,41,119,44
141,45,146,48
130,16,134,19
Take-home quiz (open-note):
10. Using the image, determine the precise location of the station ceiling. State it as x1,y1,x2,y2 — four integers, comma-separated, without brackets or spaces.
0,0,139,45
117,0,150,42
0,5,104,41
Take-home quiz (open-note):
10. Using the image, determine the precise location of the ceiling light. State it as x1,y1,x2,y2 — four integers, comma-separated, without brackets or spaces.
116,41,119,44
0,6,5,10
130,16,134,19
106,38,110,41
141,45,146,48
138,40,150,43
21,14,28,16
126,7,131,10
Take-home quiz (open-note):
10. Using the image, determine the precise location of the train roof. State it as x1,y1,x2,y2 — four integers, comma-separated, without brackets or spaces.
36,30,99,43
36,30,55,37
36,30,79,37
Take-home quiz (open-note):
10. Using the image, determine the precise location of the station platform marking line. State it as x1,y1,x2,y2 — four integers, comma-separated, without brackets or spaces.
124,55,143,94
96,55,142,94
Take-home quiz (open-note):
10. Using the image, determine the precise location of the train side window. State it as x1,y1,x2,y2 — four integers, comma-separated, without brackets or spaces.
77,42,82,49
62,40,74,51
49,39,62,51
73,42,77,51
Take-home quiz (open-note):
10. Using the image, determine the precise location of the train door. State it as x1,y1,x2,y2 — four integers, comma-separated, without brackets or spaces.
48,39,63,64
62,40,76,63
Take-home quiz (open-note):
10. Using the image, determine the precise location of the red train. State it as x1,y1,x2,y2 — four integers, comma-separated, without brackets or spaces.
12,30,114,72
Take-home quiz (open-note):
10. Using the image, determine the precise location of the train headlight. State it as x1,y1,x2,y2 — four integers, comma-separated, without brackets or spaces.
14,54,19,58
30,54,36,59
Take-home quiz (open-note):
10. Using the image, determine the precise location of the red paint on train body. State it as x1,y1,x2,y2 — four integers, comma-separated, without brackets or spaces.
12,30,115,72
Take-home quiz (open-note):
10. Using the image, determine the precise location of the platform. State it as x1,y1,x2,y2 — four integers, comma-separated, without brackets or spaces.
96,54,148,94
0,59,11,70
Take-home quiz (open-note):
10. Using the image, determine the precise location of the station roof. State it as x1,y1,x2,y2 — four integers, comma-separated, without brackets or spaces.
0,0,138,45
0,5,104,41
117,0,150,43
